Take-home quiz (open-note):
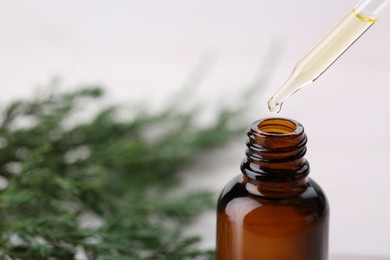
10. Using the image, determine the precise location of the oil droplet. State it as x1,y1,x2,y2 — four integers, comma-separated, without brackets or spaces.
268,98,282,113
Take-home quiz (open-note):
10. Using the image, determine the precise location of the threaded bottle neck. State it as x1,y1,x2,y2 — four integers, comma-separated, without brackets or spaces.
241,118,309,197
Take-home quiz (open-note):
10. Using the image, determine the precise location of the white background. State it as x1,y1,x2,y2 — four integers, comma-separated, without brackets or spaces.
1,0,390,257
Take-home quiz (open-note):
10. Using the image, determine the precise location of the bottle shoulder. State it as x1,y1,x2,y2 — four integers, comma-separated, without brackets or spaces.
217,175,329,219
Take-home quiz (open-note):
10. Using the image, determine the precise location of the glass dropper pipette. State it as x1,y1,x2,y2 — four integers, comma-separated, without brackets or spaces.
268,0,390,113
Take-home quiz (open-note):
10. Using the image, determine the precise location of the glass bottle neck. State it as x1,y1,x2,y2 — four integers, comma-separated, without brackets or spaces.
240,118,309,197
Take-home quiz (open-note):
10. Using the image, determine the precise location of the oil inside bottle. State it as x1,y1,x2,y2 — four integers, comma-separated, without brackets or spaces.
268,9,376,113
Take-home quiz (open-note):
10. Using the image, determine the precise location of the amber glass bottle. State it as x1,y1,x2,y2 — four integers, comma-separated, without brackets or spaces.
216,118,329,260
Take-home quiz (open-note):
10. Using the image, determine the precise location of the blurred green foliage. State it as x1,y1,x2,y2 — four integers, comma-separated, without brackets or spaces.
0,84,253,259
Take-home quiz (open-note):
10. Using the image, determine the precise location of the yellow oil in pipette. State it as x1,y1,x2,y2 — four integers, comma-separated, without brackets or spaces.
268,9,376,113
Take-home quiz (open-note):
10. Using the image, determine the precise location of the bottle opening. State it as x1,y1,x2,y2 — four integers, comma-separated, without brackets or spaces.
249,118,306,150
258,118,298,135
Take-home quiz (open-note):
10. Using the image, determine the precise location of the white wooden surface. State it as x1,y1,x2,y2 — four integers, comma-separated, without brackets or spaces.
332,255,390,260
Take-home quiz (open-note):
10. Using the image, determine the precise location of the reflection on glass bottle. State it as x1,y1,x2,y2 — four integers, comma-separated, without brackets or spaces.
216,118,329,260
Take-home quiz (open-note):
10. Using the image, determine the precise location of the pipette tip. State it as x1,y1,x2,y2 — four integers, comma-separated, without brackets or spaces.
267,97,282,113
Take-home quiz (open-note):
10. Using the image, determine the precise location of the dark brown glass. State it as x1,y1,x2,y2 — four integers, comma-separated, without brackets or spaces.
216,118,329,260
